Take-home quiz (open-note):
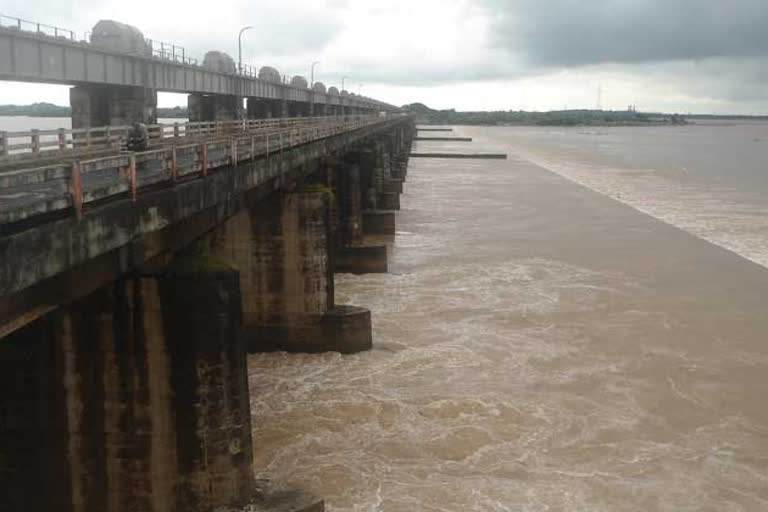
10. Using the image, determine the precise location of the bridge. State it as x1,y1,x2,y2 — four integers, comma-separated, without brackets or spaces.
0,16,414,512
0,15,398,127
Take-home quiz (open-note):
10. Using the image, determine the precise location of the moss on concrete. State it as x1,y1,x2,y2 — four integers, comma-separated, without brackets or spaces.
167,254,237,276
299,183,335,200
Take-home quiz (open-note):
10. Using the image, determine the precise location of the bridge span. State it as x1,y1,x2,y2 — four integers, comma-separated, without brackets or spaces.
0,15,398,128
0,94,415,510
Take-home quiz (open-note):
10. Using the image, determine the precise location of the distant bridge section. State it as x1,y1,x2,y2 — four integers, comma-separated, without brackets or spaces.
0,15,398,126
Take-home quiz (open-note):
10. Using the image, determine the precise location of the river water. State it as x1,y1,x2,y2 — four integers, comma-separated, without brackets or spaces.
248,123,768,511
5,117,767,510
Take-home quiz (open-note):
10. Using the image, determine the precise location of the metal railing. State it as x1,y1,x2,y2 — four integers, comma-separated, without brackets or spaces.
1,14,197,65
146,38,198,65
0,116,374,161
0,115,396,224
0,14,77,40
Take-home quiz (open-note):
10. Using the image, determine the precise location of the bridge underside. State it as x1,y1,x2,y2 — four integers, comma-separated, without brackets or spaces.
0,114,414,511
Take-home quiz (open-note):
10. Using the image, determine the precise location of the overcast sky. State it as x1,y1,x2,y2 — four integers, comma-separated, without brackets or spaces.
2,0,768,114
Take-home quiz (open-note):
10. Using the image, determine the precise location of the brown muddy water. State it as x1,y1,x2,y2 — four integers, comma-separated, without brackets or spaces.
248,126,768,511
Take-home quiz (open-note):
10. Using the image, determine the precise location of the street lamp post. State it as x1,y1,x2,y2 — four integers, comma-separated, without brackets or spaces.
238,26,254,74
342,76,348,92
310,61,319,87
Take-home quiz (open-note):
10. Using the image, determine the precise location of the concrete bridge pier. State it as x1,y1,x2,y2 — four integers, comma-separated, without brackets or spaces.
317,157,388,274
279,98,289,118
271,99,286,118
70,84,157,129
378,137,402,211
246,97,270,119
0,266,256,512
205,190,372,354
188,93,238,122
391,126,414,181
243,98,288,119
345,144,398,237
288,101,312,117
362,139,400,212
313,102,328,117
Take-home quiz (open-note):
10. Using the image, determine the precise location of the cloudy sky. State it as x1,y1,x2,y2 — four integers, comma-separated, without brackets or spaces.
2,0,768,114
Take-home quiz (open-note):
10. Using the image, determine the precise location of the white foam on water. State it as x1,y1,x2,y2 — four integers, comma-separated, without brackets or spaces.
477,133,768,269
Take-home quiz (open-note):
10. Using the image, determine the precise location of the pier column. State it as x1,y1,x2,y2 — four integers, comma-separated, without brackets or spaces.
207,191,372,353
329,157,388,273
188,94,238,122
391,125,414,181
289,101,312,117
246,98,266,119
0,266,254,512
70,84,157,129
376,137,400,211
345,143,399,236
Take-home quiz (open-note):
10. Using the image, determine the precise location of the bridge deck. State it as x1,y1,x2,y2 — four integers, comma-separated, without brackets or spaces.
0,115,398,226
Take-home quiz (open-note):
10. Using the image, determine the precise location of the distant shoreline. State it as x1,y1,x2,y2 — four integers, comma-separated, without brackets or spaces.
0,103,188,119
404,102,768,127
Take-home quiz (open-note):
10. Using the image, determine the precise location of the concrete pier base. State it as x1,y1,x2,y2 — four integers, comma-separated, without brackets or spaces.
363,210,396,235
384,179,403,194
251,306,371,354
188,93,238,122
336,245,388,273
235,481,323,512
0,264,254,512
379,191,401,210
207,191,373,354
70,83,157,129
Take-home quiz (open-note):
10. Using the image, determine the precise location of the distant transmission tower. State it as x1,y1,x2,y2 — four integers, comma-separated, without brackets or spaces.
596,85,603,111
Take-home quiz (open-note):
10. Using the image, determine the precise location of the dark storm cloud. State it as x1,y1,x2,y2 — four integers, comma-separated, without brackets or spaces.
486,0,768,68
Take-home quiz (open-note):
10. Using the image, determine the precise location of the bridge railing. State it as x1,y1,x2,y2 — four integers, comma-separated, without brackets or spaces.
0,115,395,225
0,14,77,40
0,116,373,163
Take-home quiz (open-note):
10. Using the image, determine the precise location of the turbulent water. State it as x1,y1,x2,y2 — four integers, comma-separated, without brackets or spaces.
248,124,768,511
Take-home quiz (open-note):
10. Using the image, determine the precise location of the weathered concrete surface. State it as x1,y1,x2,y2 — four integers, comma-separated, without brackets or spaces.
383,179,403,194
158,262,254,511
206,192,331,330
70,83,157,128
205,191,372,354
188,92,238,122
410,152,507,159
379,190,401,210
0,263,253,512
232,481,323,512
362,210,396,235
0,118,411,336
335,245,388,274
251,306,372,354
